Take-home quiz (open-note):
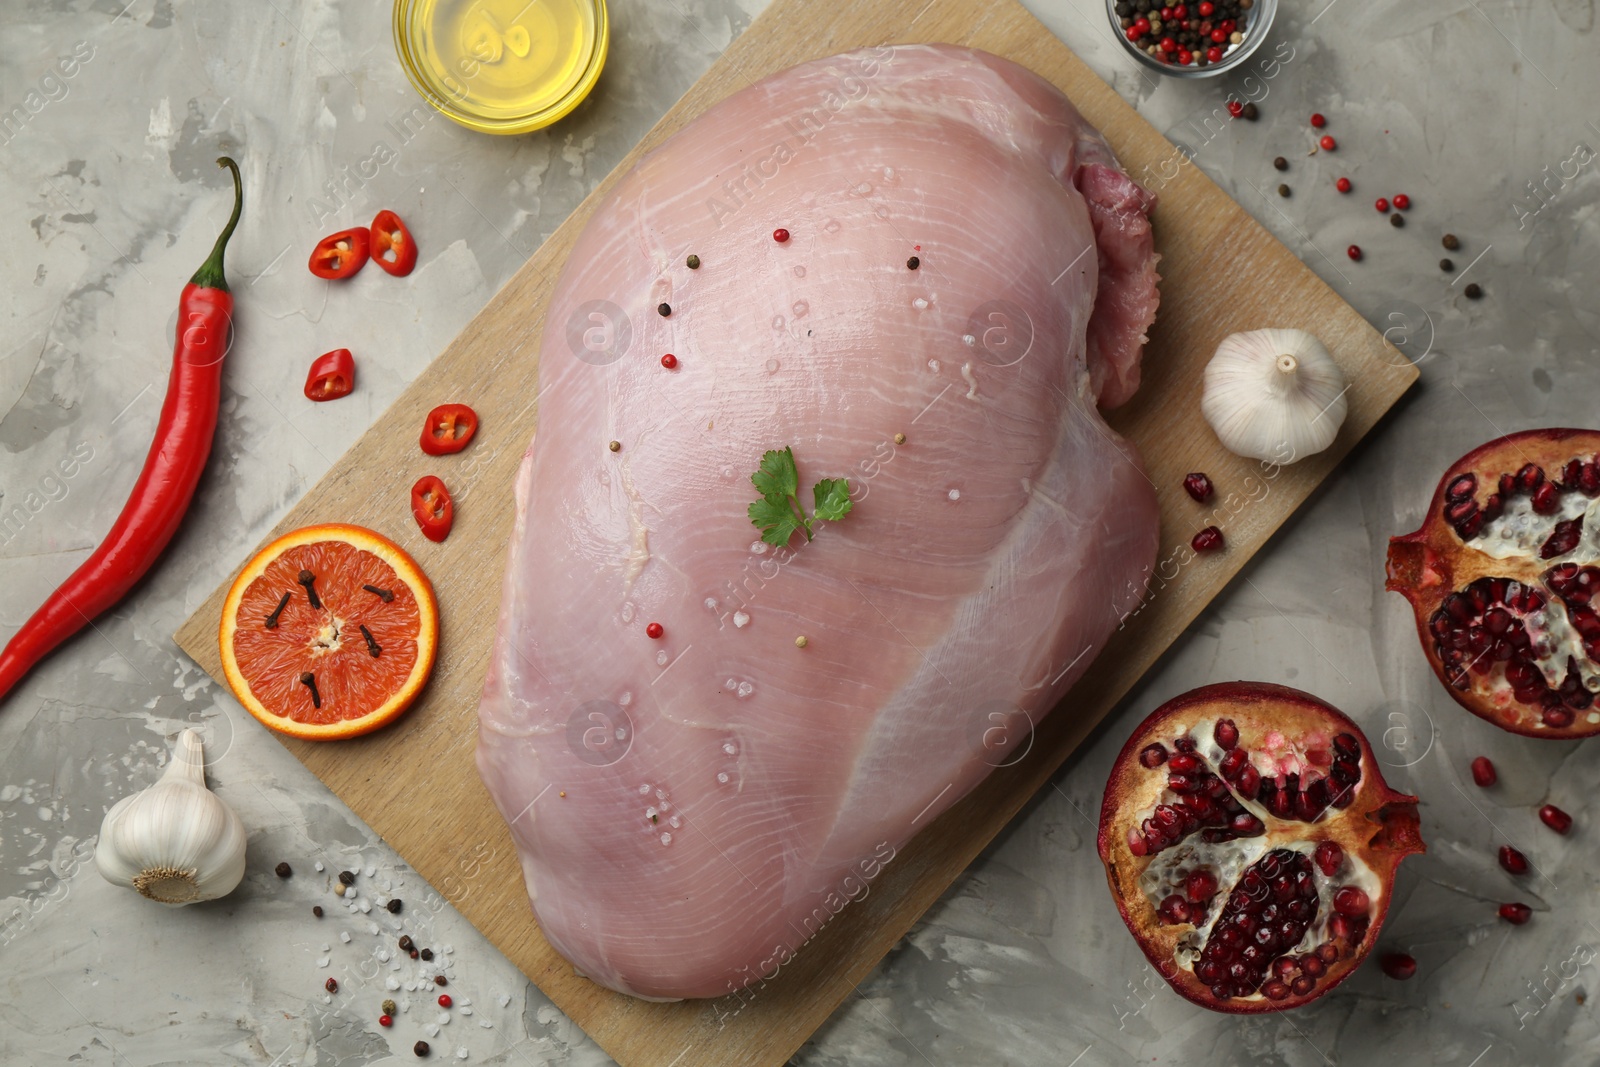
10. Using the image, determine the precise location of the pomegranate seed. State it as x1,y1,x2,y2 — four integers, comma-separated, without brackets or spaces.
1333,886,1369,916
1213,718,1239,749
1532,481,1561,514
645,622,664,639
1380,952,1417,980
1139,743,1168,768
772,228,789,243
1300,954,1326,978
325,978,339,993
1347,244,1363,261
1375,197,1389,213
1335,177,1352,193
1310,113,1327,128
1168,753,1201,773
1498,845,1530,875
660,353,678,369
1320,135,1337,151
438,994,453,1008
1263,979,1290,1000
1499,902,1532,925
1186,869,1219,902
1192,526,1225,552
1291,975,1316,996
1313,841,1344,876
1159,894,1192,924
1470,756,1497,787
1183,472,1215,502
1539,804,1573,834
1393,193,1411,210
379,1014,393,1027
1227,100,1244,117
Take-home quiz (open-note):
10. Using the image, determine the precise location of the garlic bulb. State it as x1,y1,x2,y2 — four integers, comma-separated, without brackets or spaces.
95,729,246,906
1200,328,1348,464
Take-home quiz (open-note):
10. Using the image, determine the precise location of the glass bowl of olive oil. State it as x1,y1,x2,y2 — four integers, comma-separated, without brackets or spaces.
393,0,608,135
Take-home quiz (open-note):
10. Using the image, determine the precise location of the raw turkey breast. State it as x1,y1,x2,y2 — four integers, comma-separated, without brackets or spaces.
478,43,1161,1000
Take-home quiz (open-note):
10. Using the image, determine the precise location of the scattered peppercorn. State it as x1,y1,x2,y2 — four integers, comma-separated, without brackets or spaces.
335,883,347,897
773,228,789,243
386,898,403,914
379,1014,393,1027
1393,193,1411,210
1277,184,1290,197
795,635,809,649
1227,100,1244,118
421,947,435,961
1440,258,1455,272
1192,527,1225,552
1335,177,1351,193
275,862,292,878
1375,197,1389,213
1347,244,1363,261
435,975,448,986
657,302,671,317
1390,213,1405,228
1442,233,1460,250
438,994,453,1008
646,622,664,639
383,999,398,1014
399,935,415,952
409,949,419,959
893,432,907,445
325,978,339,993
1240,102,1258,121
1183,472,1215,503
312,905,323,917
608,440,620,452
414,1040,430,1057
906,256,919,270
686,254,700,269
1310,112,1326,128
1273,156,1287,171
660,353,678,370
1465,283,1483,299
1320,135,1337,151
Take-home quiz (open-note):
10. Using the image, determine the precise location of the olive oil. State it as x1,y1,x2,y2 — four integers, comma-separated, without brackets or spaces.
395,0,607,134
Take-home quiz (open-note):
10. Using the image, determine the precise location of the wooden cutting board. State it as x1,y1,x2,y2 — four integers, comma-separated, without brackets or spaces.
176,1,1416,1062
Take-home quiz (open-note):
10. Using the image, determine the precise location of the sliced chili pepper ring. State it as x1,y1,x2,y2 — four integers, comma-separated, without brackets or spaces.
419,404,478,455
411,475,454,543
309,227,371,280
370,210,418,277
305,348,356,402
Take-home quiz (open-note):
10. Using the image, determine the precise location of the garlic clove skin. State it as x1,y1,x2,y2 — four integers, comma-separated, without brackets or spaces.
95,729,246,906
1200,328,1349,464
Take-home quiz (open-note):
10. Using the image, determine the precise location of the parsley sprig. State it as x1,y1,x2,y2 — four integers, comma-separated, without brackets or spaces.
748,447,852,546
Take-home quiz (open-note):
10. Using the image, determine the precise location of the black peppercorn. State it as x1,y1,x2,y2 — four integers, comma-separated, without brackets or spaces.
339,870,355,886
399,935,415,952
1465,283,1483,299
275,862,292,878
1442,233,1460,250
1390,213,1405,228
1277,184,1290,197
420,948,435,961
434,975,448,986
657,302,671,317
1440,258,1455,272
906,256,919,270
685,254,700,270
1241,102,1258,121
386,898,403,914
1273,156,1287,171
312,905,324,918
414,1040,430,1057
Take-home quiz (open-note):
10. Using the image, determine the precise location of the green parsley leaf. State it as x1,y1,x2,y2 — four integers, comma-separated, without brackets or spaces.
812,478,853,523
748,494,806,547
751,448,799,501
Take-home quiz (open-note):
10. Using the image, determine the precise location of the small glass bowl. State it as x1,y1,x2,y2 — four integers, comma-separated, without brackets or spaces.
393,0,609,135
1105,0,1279,80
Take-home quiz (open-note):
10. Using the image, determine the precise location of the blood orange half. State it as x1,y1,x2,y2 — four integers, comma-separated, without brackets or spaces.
219,524,438,741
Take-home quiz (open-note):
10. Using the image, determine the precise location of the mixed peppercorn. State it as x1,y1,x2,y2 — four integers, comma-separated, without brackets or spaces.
1116,0,1256,68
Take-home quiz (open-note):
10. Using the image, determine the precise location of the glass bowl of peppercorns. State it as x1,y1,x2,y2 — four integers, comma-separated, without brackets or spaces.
1107,0,1278,79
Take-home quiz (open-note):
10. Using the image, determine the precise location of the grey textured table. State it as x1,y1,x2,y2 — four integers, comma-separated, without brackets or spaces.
2,1,1596,1064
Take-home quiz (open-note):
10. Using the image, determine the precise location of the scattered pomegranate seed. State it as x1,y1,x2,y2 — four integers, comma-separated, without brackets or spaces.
1499,902,1532,925
1375,197,1390,213
438,994,453,1008
325,978,339,993
1539,804,1573,834
660,353,678,369
1347,245,1363,261
379,1014,393,1027
1311,112,1327,128
1320,135,1337,151
1470,756,1497,788
1227,100,1244,118
645,622,664,639
1335,177,1352,193
1380,952,1417,980
1498,845,1530,875
1183,472,1215,502
1393,193,1411,210
773,228,789,243
1191,526,1224,552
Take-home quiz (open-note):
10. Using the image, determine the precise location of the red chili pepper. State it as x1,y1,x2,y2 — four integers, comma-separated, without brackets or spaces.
304,348,355,401
419,403,477,455
411,476,454,542
308,227,370,279
370,210,417,277
0,158,243,703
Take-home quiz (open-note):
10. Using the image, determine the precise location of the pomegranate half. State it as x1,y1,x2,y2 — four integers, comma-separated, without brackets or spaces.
1097,682,1424,1013
1387,428,1600,737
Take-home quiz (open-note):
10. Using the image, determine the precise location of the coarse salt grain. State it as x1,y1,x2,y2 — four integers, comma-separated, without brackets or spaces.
378,950,390,963
461,1007,474,1016
438,1012,451,1025
386,977,400,990
425,1023,440,1038
365,865,377,877
457,1049,469,1061
317,957,330,968
320,943,331,952
499,993,512,1007
359,900,372,913
443,944,454,954
340,932,351,944
314,861,325,872
479,1020,493,1029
